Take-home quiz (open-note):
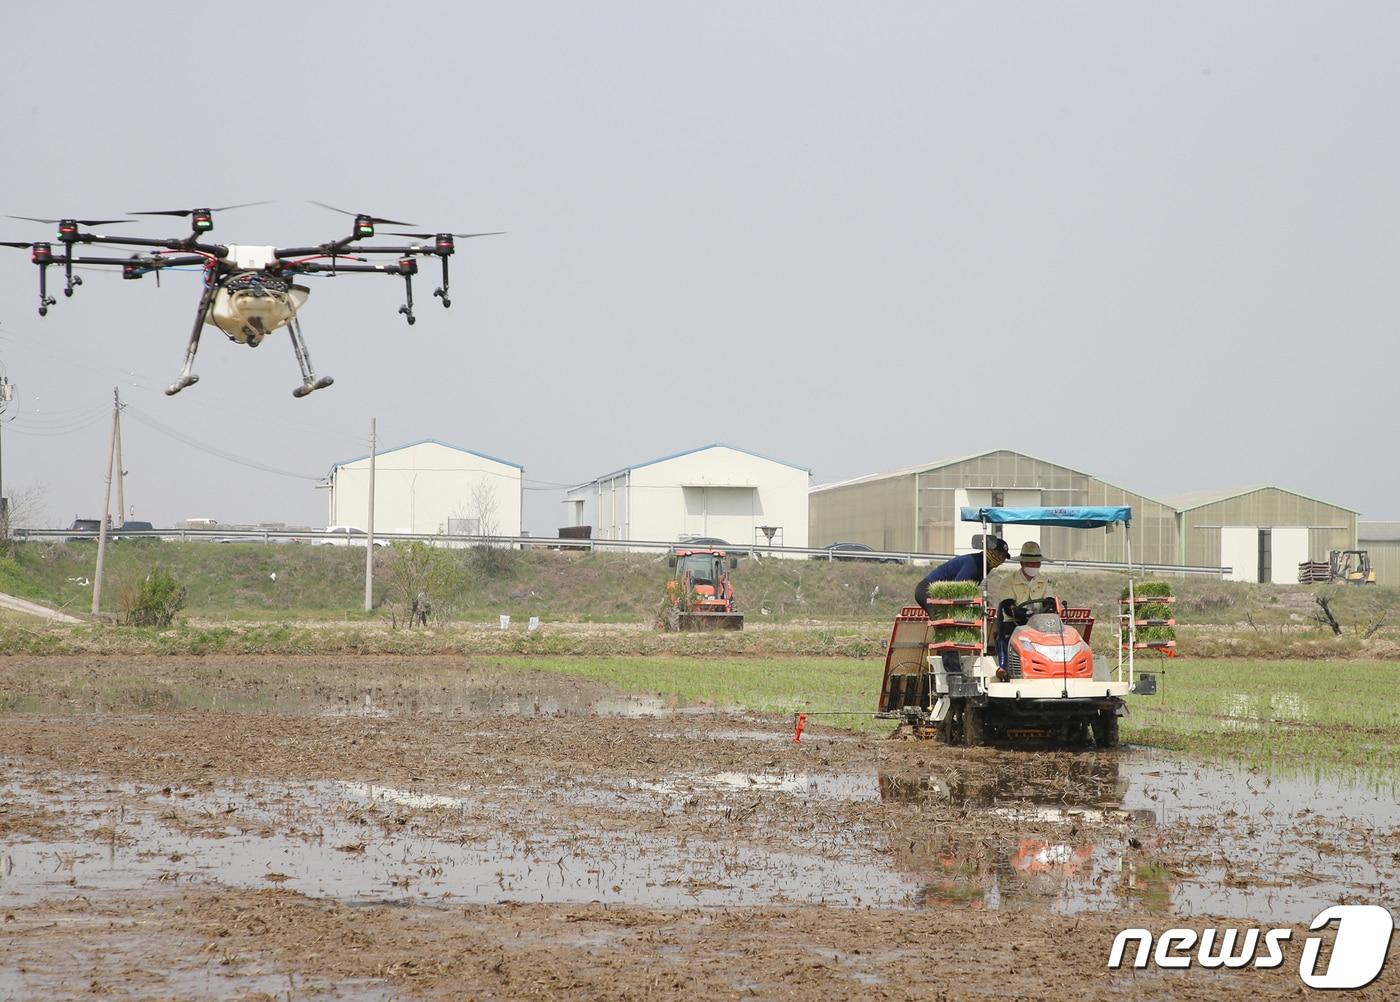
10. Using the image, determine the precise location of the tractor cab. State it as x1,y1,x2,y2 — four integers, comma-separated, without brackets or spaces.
672,549,733,600
663,549,743,630
999,596,1095,681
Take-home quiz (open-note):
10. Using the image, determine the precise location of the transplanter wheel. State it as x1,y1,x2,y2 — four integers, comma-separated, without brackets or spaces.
963,703,985,746
1092,709,1119,748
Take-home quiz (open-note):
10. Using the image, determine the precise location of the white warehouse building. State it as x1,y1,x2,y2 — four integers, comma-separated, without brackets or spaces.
323,439,523,536
563,443,810,548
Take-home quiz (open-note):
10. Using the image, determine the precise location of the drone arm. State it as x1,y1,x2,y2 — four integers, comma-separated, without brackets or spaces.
275,243,432,259
61,254,208,268
285,261,416,275
66,232,226,256
283,259,420,325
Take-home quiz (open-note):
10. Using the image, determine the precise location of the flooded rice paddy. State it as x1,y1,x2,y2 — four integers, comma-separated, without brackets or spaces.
1,654,1396,1000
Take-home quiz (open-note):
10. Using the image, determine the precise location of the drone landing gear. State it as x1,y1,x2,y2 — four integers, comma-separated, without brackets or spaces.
433,255,451,309
397,258,417,325
287,315,333,398
166,278,219,396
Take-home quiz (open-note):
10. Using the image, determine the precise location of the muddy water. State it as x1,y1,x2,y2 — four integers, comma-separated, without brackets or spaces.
0,684,703,719
0,772,917,911
1,661,1396,929
4,747,1396,923
875,753,1400,921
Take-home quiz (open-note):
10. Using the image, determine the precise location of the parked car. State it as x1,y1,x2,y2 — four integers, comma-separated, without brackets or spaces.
111,520,156,540
814,541,901,564
319,526,386,548
673,536,749,559
63,517,102,542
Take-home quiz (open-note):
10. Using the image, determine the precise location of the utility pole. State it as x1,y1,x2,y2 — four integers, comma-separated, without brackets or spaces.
92,388,123,615
114,407,125,527
0,373,12,534
364,417,376,611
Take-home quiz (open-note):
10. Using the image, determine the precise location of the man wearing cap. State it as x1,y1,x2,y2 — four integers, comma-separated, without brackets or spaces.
914,537,1011,617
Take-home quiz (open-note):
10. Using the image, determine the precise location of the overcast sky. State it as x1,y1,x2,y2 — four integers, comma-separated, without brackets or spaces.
1,2,1395,533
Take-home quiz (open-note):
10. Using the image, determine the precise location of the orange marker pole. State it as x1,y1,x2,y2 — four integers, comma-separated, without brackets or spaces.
793,712,807,743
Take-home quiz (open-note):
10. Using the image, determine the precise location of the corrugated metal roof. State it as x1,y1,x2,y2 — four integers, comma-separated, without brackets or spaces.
1162,485,1359,515
809,448,1095,494
587,443,811,484
331,438,524,472
808,452,1360,518
1359,521,1400,542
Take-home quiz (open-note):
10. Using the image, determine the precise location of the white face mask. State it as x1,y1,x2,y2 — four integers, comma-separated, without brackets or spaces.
1022,565,1040,579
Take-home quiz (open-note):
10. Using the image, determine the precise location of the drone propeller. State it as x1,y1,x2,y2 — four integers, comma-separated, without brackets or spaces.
308,201,415,226
382,230,506,240
7,215,131,227
0,240,40,249
128,201,271,217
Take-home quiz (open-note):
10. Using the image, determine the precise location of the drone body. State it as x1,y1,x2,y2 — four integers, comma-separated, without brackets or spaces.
3,204,502,398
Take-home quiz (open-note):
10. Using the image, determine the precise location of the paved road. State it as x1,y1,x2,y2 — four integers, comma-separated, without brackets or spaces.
0,592,83,624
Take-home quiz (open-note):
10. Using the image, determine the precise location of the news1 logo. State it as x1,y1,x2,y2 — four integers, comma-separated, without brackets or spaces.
1108,905,1394,990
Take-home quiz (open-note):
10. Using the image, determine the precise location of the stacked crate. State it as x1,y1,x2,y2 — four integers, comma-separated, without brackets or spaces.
1120,580,1176,654
924,581,985,654
1297,561,1331,584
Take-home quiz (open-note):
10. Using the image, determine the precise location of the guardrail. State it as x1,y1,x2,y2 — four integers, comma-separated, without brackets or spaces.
13,528,1233,577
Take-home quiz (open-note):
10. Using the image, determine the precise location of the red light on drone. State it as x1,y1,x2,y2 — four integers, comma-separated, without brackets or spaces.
398,257,418,275
31,242,53,265
192,210,213,232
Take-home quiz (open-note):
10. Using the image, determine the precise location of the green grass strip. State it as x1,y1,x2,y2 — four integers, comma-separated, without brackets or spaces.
498,655,1400,786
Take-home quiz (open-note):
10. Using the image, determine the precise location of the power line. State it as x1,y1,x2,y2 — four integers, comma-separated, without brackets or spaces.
124,406,321,482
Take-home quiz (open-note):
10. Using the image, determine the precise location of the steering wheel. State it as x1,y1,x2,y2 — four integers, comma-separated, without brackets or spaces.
1013,597,1058,625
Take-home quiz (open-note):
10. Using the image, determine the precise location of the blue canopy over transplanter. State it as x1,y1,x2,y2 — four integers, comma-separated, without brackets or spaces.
959,506,1132,528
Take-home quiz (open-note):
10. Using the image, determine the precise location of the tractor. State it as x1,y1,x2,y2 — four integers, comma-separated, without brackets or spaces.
662,548,744,630
877,506,1158,746
1329,549,1376,586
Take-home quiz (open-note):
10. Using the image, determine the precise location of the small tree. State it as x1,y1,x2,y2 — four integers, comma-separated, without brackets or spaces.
469,480,500,537
463,480,515,575
120,567,187,627
0,483,48,553
384,541,455,627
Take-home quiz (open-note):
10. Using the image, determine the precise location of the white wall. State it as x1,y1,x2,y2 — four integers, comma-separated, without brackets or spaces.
1220,526,1259,582
1271,526,1309,584
567,447,809,547
330,442,521,536
954,489,1041,554
631,447,808,547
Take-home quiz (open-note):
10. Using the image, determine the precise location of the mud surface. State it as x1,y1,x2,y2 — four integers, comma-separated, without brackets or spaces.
1,655,1397,1000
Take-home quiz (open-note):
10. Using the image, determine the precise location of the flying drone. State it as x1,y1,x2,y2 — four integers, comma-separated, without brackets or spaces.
2,202,502,398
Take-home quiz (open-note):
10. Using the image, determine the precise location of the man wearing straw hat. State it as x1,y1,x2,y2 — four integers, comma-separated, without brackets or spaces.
995,541,1056,666
1005,541,1053,606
